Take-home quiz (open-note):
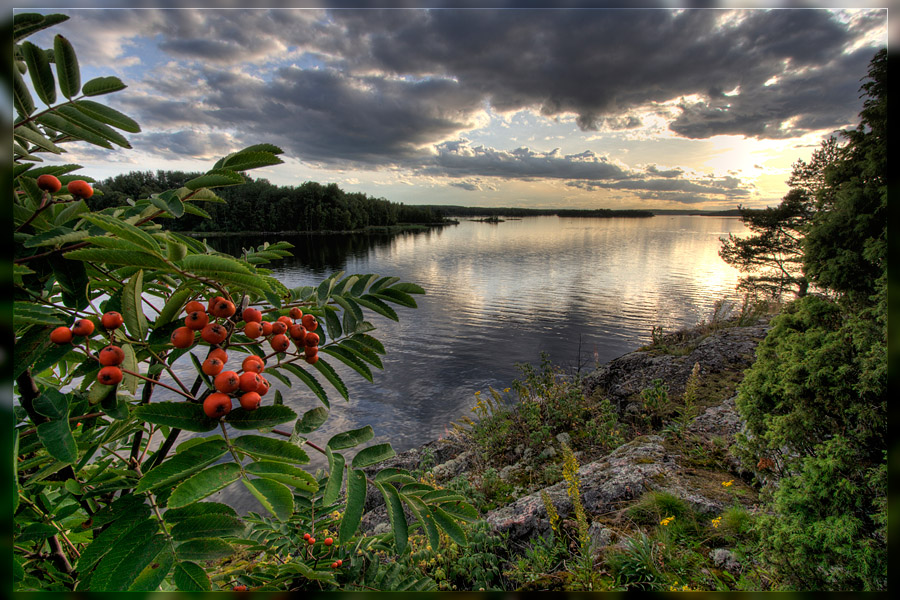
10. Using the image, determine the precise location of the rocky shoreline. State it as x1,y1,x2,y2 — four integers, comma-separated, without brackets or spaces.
360,316,772,552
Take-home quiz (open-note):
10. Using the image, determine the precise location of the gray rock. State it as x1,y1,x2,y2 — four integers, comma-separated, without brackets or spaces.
556,432,571,446
710,548,742,575
432,451,473,481
538,447,557,460
588,521,614,552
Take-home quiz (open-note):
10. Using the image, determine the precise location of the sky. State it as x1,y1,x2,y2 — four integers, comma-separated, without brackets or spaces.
15,4,889,210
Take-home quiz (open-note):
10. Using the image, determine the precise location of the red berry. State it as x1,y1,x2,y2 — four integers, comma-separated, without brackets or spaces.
210,297,236,318
289,307,303,320
97,366,123,385
66,179,93,199
101,311,124,330
324,537,333,546
170,326,195,349
185,310,210,331
36,174,62,193
202,357,224,376
98,345,125,366
185,300,205,314
242,307,262,323
242,355,265,374
304,332,320,347
303,533,311,540
203,392,232,418
238,371,261,393
260,321,274,336
214,370,240,394
301,314,318,331
270,321,287,336
50,326,73,344
72,318,95,337
200,323,227,345
208,348,228,363
289,324,307,341
244,321,263,339
239,391,261,411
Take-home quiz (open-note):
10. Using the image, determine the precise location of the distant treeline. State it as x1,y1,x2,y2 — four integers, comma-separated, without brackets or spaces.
411,205,653,218
94,171,446,233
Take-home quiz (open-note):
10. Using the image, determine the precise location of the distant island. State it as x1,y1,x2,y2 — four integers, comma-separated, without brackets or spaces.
413,205,653,218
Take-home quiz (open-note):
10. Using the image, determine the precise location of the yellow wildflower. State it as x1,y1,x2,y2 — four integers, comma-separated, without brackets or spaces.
711,516,722,529
474,391,481,396
660,516,675,526
722,480,734,487
503,388,510,393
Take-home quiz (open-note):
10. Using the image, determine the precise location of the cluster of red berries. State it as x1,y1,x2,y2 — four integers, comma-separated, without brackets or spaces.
36,174,94,198
176,300,319,419
51,311,128,385
301,533,341,568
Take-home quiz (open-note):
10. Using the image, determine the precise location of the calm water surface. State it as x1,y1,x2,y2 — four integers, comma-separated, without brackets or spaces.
167,215,748,510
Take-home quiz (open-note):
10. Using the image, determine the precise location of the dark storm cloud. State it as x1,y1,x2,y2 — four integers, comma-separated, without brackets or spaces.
135,131,237,159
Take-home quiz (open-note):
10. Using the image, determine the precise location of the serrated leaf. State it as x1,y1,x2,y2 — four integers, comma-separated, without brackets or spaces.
374,468,418,485
323,448,344,505
350,273,379,297
373,288,418,308
122,270,149,340
369,276,400,293
72,100,140,133
14,13,69,43
242,477,293,521
232,435,309,464
53,34,80,98
136,439,228,493
170,514,245,541
88,518,158,590
133,402,218,433
82,213,160,252
36,419,77,464
184,169,245,190
49,252,88,310
172,561,210,591
340,339,384,369
328,425,374,450
339,469,367,543
351,443,396,469
150,190,185,218
102,534,168,592
321,346,373,382
178,253,253,274
56,105,131,148
38,112,113,149
220,150,284,171
311,357,349,401
429,504,467,547
167,463,242,509
155,288,193,327
82,76,126,96
280,363,328,408
388,282,426,295
224,405,297,430
357,295,399,321
13,65,35,117
175,538,235,561
128,547,174,591
244,462,318,492
64,247,171,270
324,306,342,339
13,302,66,327
20,41,56,105
162,501,236,524
13,121,63,154
294,406,329,434
120,343,139,395
377,482,408,554
23,227,89,248
333,294,365,323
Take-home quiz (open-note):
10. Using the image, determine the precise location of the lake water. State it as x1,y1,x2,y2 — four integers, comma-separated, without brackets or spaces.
191,216,749,456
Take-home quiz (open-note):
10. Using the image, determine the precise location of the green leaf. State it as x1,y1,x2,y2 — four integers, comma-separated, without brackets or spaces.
82,76,126,96
49,252,89,310
339,469,367,543
333,294,365,323
220,150,284,171
120,343,139,395
244,461,318,492
350,273,379,297
374,468,417,485
23,226,90,248
224,405,297,430
328,425,374,450
64,247,171,270
172,561,211,591
351,443,396,469
134,402,218,433
155,287,193,327
162,501,236,524
175,538,234,561
317,277,336,306
377,482,408,554
374,288,418,308
33,387,68,420
20,41,56,105
434,499,479,522
167,463,242,509
232,435,309,464
38,112,115,149
324,307,343,339
170,513,245,541
13,122,63,154
184,169,245,190
77,515,146,570
128,548,174,591
55,105,131,148
429,504,467,547
280,363,329,408
102,534,169,592
13,66,35,117
388,282,426,295
150,190,185,218
312,357,349,401
72,100,141,133
36,419,77,464
122,270,149,340
294,406,329,434
321,346,373,382
178,253,253,274
340,339,384,369
357,295,399,321
53,34,80,98
13,302,66,327
89,518,158,590
242,477,293,521
82,213,160,253
136,438,228,493
14,13,69,43
323,448,344,505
